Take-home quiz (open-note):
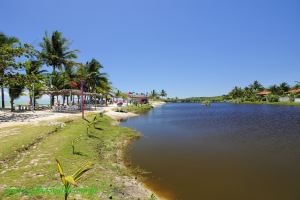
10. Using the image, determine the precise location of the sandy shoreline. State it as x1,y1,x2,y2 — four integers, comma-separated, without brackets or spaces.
0,102,166,128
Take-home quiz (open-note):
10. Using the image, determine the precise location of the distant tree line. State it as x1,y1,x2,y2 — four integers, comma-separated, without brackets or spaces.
164,80,300,104
225,80,299,103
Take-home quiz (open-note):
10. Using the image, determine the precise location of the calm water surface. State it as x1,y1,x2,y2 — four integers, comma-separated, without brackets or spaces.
121,103,300,200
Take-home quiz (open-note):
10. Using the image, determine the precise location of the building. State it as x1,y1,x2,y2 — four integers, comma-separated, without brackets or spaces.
256,90,271,96
129,94,149,104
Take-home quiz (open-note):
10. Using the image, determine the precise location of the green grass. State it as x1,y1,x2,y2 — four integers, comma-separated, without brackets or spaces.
0,123,60,162
237,101,300,107
120,104,153,114
0,114,154,200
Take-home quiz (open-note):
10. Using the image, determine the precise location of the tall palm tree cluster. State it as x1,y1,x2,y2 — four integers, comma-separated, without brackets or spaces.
149,89,167,99
227,80,298,102
0,31,112,111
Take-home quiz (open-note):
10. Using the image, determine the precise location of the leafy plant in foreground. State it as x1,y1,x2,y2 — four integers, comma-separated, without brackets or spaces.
55,159,93,200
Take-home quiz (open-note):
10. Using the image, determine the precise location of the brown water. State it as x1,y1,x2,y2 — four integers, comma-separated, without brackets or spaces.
121,103,300,200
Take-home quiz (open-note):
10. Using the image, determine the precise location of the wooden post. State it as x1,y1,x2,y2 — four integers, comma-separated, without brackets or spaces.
81,80,84,119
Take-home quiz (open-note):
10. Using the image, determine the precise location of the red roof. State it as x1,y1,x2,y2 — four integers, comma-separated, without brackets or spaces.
289,88,300,94
257,90,271,96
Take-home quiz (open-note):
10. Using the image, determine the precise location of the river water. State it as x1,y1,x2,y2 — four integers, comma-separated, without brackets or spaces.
121,103,300,200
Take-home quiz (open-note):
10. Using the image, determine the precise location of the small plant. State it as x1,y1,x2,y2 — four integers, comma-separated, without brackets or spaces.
87,115,102,136
71,137,82,155
55,159,93,200
150,193,157,200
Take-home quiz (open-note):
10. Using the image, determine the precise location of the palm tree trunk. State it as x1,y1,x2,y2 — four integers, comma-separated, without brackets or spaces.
10,98,14,112
1,86,5,109
29,94,32,107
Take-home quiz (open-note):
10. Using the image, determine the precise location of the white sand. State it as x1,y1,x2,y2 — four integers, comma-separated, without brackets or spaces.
0,105,138,128
0,102,166,128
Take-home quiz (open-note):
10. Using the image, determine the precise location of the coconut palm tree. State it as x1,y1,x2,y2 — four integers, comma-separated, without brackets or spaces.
85,59,107,93
40,31,78,106
96,80,112,106
0,32,19,109
160,89,167,99
249,80,263,93
150,90,158,99
278,82,290,94
7,74,25,111
24,60,47,108
229,86,244,99
269,84,281,95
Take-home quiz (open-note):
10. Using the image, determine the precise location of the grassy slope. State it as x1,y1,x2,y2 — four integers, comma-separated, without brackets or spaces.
0,114,155,200
120,104,153,114
0,123,58,161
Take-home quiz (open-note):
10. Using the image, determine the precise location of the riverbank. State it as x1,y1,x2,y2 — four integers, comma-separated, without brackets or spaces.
231,101,300,107
0,108,162,199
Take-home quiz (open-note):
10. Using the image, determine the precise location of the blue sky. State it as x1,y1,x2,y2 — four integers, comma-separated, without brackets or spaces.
1,0,300,98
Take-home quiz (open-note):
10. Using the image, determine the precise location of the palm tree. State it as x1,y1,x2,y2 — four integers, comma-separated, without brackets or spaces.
229,86,244,99
85,59,107,93
96,80,112,106
150,90,158,99
249,80,263,92
0,32,19,109
76,59,109,104
40,31,78,106
160,89,167,99
7,74,25,111
115,90,122,98
279,82,290,94
24,60,46,108
269,84,281,95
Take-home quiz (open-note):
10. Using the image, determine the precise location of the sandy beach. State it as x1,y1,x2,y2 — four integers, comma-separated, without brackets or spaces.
0,101,166,128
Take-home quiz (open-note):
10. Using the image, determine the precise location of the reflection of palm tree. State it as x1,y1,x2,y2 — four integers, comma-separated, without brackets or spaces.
0,32,19,109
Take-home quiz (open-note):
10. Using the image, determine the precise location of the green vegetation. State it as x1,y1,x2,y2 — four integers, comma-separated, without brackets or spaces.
165,96,224,103
55,159,93,200
239,101,300,107
119,104,153,114
0,114,153,199
165,81,300,107
1,31,114,110
225,80,300,105
148,89,167,100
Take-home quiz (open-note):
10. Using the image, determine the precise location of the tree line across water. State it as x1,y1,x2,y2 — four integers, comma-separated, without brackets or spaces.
1,30,113,111
165,81,300,103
